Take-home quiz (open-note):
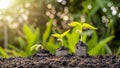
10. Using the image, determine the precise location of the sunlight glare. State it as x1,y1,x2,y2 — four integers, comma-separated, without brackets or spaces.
0,0,12,9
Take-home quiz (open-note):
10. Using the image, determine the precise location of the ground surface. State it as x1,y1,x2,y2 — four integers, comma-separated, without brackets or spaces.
0,55,120,68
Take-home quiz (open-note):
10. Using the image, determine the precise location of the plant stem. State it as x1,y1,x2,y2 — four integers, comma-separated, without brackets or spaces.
80,32,82,41
80,28,83,41
61,38,63,46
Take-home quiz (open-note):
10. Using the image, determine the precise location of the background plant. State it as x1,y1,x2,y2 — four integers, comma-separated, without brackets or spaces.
0,24,40,57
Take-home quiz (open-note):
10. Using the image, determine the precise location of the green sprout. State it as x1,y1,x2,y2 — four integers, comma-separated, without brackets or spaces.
30,44,43,54
68,22,97,41
52,30,70,46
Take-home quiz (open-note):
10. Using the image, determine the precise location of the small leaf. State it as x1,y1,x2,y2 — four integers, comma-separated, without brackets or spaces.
61,30,70,37
82,23,97,30
52,34,61,38
30,44,42,51
68,22,81,26
23,24,34,45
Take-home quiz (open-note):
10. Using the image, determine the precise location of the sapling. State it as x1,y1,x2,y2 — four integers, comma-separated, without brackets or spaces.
52,30,70,46
52,30,70,56
68,22,97,56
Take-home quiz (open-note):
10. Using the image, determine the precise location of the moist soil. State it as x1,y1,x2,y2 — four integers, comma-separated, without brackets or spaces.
0,55,120,68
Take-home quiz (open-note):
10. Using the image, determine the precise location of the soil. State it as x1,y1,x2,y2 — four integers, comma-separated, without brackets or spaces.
76,41,87,47
75,41,87,56
0,55,120,68
57,46,69,50
33,49,52,57
56,46,69,56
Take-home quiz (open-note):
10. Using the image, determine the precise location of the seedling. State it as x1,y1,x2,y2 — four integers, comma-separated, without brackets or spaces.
52,30,70,46
52,30,70,56
31,44,43,52
68,22,97,56
31,44,51,57
68,22,97,41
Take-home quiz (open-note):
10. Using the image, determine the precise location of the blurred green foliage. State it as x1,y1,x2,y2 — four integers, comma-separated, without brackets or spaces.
88,32,114,56
0,24,40,58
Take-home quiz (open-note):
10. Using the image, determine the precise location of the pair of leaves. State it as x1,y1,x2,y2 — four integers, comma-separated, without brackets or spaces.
31,44,42,51
52,22,96,38
68,22,97,30
52,30,70,39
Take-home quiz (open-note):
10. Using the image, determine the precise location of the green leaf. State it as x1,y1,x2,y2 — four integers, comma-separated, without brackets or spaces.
0,47,8,58
90,3,99,16
88,36,114,56
68,22,81,26
52,34,61,38
26,27,40,54
116,47,120,56
17,37,26,49
61,30,70,37
45,37,59,54
96,0,108,8
87,31,98,51
32,27,40,44
23,24,34,45
8,44,21,52
105,44,112,54
42,19,53,44
5,49,23,57
82,23,97,30
30,44,42,51
23,24,40,55
52,30,70,41
66,26,80,53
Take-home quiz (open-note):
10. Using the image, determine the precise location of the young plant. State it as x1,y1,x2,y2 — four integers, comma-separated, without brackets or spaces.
30,44,43,54
68,22,97,56
30,44,51,57
68,22,97,41
52,30,70,46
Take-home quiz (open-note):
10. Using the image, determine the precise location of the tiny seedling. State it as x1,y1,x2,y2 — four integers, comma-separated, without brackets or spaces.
52,30,70,56
52,30,70,46
31,44,43,53
31,44,51,56
68,22,97,41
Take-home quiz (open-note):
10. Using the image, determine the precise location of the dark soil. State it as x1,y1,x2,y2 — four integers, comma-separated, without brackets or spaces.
33,49,52,57
76,41,87,47
57,46,69,50
0,55,120,68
